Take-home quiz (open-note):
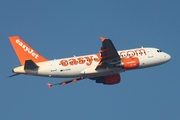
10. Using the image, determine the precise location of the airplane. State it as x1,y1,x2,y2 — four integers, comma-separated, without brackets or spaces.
8,36,171,88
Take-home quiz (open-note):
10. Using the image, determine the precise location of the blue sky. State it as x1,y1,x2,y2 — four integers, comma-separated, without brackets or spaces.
1,0,180,120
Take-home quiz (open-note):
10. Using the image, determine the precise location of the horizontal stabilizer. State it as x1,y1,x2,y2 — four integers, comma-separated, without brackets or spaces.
24,60,39,70
8,73,20,78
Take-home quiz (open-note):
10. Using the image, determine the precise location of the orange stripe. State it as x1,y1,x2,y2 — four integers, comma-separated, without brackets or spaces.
99,48,110,52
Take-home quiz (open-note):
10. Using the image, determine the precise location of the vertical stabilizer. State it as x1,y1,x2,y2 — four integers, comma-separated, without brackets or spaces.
9,36,48,65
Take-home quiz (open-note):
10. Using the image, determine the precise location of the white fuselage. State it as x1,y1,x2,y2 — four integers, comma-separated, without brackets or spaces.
13,47,171,78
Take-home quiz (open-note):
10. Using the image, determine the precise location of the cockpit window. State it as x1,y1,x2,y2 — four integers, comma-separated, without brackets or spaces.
157,49,162,52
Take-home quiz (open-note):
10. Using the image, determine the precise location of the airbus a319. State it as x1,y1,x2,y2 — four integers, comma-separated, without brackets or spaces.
8,36,171,88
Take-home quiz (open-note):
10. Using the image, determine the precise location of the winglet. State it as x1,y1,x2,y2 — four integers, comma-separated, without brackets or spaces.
100,36,106,42
47,83,52,88
61,82,67,86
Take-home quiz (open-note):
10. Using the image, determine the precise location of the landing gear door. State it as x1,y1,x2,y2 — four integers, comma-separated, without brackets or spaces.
147,49,153,58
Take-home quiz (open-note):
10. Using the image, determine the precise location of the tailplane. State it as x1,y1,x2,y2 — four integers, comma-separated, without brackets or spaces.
9,36,48,65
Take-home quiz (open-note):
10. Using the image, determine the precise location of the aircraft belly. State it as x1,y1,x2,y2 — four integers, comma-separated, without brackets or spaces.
80,66,123,77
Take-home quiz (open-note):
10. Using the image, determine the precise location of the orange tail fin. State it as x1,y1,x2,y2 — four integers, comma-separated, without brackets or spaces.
9,36,48,66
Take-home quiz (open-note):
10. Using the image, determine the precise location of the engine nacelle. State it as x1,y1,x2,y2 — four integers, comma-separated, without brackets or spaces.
121,57,139,69
96,73,121,85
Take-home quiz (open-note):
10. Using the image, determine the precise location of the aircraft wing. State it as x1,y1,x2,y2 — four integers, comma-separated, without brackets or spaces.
96,37,121,69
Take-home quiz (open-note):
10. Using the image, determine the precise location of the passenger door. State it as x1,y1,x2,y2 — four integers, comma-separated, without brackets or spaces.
147,49,153,58
49,60,57,72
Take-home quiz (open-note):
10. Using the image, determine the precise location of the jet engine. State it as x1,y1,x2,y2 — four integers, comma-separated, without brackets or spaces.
120,57,139,69
96,73,120,85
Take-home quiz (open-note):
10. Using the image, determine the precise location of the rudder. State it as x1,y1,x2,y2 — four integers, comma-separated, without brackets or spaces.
9,36,48,65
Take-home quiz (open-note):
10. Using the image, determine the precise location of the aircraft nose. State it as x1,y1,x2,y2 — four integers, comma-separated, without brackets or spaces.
164,53,171,62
